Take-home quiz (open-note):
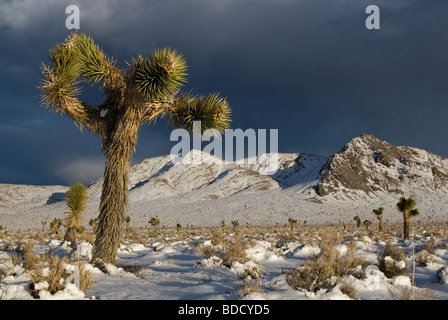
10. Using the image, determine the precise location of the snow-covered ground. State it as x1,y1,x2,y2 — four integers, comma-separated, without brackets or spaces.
1,224,447,302
1,148,448,305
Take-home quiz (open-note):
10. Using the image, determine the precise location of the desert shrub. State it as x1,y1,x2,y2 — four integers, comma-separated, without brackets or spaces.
16,241,40,271
286,234,366,293
239,278,262,296
378,243,409,278
197,234,250,268
423,238,435,253
416,250,439,267
276,231,297,248
339,280,359,299
388,284,434,300
29,254,73,298
77,262,96,294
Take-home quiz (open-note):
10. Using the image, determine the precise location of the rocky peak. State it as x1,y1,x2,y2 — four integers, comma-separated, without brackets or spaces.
316,134,448,198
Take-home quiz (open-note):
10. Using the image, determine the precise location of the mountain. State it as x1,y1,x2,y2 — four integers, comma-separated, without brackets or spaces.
1,134,447,230
315,134,448,199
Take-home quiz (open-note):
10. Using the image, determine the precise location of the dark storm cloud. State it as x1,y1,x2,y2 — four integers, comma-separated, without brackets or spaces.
0,0,447,185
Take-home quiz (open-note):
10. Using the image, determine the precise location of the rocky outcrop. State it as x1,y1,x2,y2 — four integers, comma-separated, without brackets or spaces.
316,134,448,198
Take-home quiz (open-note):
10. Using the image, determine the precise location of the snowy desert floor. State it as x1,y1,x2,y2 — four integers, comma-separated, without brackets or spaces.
1,222,448,305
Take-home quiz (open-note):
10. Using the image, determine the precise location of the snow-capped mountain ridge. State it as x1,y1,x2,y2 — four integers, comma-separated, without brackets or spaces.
315,134,448,199
1,134,448,230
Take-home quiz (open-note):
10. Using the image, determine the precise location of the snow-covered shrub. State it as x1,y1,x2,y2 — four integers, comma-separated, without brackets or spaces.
197,234,251,268
416,250,439,267
29,254,74,298
286,236,366,293
378,243,409,278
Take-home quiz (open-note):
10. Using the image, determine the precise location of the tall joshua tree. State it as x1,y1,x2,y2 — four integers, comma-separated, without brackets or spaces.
396,197,420,240
38,33,231,264
373,207,384,232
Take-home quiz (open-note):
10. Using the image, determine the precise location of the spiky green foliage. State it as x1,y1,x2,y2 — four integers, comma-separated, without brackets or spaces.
65,183,89,215
373,207,384,217
63,183,89,246
132,48,187,100
38,33,232,265
169,92,231,135
396,197,420,240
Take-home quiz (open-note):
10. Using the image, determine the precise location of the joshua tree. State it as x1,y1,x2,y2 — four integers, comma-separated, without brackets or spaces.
125,216,131,233
231,220,239,232
63,183,89,246
396,197,420,240
149,216,160,234
50,218,63,234
353,216,361,228
221,220,227,233
38,33,231,264
288,217,297,231
363,220,372,231
373,207,384,232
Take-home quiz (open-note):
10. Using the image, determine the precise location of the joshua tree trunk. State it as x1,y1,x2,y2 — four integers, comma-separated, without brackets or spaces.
62,227,77,246
403,212,410,240
378,216,383,232
92,112,139,263
39,33,231,265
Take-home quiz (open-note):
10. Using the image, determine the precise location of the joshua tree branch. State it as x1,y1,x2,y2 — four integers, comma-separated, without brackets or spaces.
39,64,103,134
140,99,175,125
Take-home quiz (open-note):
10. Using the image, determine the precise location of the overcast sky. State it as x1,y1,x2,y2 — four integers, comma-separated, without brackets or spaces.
0,0,447,186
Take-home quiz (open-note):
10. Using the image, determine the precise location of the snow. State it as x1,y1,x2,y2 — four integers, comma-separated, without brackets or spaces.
1,142,448,302
1,226,447,301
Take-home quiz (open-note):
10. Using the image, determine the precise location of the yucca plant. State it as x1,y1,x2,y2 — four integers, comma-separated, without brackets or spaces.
50,218,63,234
125,216,131,233
288,217,297,231
63,183,89,246
353,216,361,228
38,32,231,264
396,197,420,240
363,220,372,231
373,207,384,232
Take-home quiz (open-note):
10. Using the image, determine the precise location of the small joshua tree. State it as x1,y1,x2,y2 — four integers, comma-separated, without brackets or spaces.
125,216,131,233
38,33,231,264
221,220,227,233
288,217,297,231
363,220,372,231
50,218,63,234
353,216,361,228
63,183,89,246
373,207,384,232
231,220,239,232
396,197,420,240
149,216,160,234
